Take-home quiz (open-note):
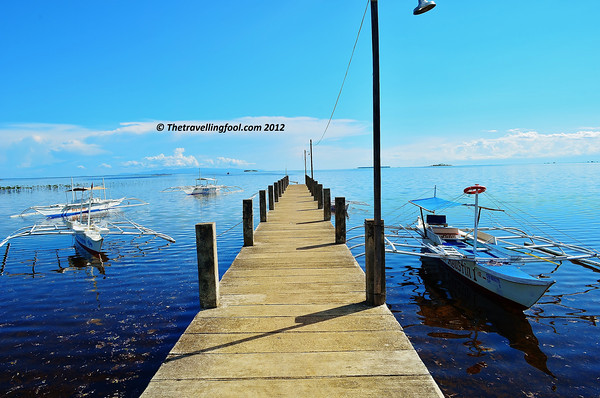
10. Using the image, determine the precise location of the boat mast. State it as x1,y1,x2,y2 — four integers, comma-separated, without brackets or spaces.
87,183,93,228
473,191,479,257
463,184,486,258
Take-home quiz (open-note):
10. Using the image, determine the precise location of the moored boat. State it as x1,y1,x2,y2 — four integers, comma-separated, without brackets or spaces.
385,185,600,309
11,180,148,219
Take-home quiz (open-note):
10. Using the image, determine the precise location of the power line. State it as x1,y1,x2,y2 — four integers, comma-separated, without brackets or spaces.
314,0,369,146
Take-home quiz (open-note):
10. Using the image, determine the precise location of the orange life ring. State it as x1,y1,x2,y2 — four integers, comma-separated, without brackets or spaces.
463,184,486,195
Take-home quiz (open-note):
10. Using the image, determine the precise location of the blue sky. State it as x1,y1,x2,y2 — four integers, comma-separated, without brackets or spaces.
1,0,599,178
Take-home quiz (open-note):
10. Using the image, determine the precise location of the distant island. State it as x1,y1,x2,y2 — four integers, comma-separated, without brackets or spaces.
244,170,258,172
429,163,452,167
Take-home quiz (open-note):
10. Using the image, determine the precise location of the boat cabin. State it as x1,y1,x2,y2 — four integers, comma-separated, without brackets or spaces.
426,214,461,240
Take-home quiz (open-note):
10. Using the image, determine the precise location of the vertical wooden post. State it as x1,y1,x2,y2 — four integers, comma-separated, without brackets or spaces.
274,182,279,202
195,223,219,308
268,185,274,210
335,197,346,244
317,184,323,209
323,188,331,221
243,199,253,246
259,190,267,222
365,219,386,305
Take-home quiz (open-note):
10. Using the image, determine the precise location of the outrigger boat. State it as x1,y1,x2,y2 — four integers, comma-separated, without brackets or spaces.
2,185,173,256
385,185,600,309
163,171,241,196
0,218,175,257
11,180,147,218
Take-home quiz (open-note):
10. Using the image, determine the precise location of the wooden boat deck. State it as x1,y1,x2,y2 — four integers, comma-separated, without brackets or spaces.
141,184,443,397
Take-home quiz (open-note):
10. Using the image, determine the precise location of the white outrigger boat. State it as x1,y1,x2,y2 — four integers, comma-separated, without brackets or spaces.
0,218,175,256
2,185,174,256
163,171,241,196
11,181,148,219
385,185,600,309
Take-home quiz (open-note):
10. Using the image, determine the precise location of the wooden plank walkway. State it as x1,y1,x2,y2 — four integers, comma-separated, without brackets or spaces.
142,184,443,397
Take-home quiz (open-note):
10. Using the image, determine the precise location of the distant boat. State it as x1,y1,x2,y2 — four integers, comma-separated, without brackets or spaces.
162,170,241,195
385,185,600,309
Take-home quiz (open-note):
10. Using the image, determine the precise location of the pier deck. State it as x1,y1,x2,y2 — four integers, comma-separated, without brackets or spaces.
142,184,443,397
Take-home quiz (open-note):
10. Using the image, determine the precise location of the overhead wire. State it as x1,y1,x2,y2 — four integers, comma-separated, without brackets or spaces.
314,0,370,146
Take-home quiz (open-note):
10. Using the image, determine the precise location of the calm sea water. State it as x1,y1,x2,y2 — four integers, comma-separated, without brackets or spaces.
1,164,599,397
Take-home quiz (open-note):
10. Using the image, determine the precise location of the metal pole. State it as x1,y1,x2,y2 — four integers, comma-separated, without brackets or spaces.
473,192,479,257
310,139,314,179
370,0,385,306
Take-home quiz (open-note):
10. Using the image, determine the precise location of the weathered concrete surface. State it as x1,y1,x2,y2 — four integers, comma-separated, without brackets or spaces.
142,184,443,397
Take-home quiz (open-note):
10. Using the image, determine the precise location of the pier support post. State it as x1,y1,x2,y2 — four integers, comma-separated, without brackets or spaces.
317,184,323,209
268,185,274,210
259,190,267,222
323,188,331,221
195,223,219,309
274,182,279,202
243,199,254,246
335,197,346,244
365,219,386,306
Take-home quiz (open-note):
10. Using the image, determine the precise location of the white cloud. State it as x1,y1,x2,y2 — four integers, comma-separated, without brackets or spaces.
58,139,104,155
122,160,143,167
215,157,253,167
383,128,600,166
123,148,199,169
144,147,199,167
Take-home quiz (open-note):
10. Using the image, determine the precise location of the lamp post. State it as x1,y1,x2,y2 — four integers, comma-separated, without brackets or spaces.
310,139,314,179
367,0,436,306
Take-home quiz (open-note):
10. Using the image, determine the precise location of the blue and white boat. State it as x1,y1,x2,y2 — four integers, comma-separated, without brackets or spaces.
2,186,174,257
11,181,147,219
386,185,600,309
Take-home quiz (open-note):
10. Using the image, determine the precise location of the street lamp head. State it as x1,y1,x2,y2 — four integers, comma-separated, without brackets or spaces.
413,0,436,15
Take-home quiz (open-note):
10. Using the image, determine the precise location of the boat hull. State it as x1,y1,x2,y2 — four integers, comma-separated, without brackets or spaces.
67,220,105,256
183,187,220,195
35,198,124,218
440,257,553,309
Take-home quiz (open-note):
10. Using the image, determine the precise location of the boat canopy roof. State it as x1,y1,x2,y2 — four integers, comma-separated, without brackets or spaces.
409,197,463,213
67,186,107,192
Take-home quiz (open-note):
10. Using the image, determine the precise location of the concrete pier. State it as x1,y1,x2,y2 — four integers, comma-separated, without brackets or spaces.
142,184,443,397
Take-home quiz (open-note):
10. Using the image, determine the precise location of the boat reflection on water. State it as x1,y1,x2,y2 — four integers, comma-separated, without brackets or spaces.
415,256,555,377
68,243,108,273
